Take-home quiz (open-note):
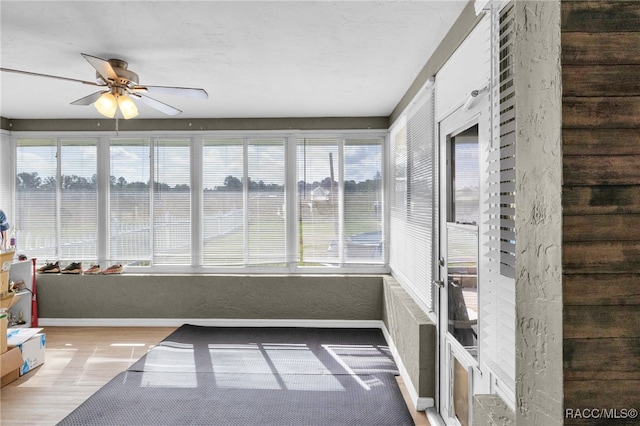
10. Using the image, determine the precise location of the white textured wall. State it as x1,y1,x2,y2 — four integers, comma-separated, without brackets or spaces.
513,1,563,425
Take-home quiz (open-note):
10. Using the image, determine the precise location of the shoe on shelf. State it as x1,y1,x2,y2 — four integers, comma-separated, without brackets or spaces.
61,262,83,274
37,261,60,274
84,264,101,275
102,264,123,275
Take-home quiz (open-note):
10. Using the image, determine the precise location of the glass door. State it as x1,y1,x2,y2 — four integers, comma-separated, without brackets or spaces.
438,117,481,426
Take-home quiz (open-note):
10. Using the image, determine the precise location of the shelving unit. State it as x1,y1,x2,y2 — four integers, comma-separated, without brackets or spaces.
7,259,34,328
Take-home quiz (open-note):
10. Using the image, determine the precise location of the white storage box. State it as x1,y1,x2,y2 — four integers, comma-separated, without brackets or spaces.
15,333,46,375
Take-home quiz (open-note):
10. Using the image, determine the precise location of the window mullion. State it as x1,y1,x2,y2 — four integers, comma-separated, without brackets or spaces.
338,138,345,264
97,136,110,267
285,135,298,271
55,139,62,259
242,137,249,265
149,137,156,265
192,136,203,268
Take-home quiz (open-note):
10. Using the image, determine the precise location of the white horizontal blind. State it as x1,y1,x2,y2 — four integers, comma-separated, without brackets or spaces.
296,138,341,265
59,139,98,262
202,138,245,266
110,138,151,265
343,138,383,264
389,87,436,311
15,139,58,260
247,138,286,265
153,138,191,265
481,0,516,392
12,131,385,272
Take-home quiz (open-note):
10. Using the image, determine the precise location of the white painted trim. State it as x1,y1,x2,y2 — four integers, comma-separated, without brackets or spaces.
426,407,447,426
474,0,490,15
38,318,386,328
380,324,435,411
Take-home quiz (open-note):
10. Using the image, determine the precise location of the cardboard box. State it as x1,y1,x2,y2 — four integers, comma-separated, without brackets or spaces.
0,250,13,271
1,347,23,387
1,367,19,387
7,327,42,346
0,292,21,311
0,314,7,353
0,270,9,294
15,333,46,375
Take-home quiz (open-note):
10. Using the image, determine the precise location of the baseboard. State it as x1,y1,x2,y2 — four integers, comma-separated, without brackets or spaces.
38,318,386,328
381,324,435,411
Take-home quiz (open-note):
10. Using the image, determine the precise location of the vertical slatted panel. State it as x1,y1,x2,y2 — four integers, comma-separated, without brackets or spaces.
480,0,516,389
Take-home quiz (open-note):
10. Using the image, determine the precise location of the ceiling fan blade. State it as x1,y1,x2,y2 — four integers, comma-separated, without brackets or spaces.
132,93,182,116
70,91,107,106
81,53,118,82
0,67,101,86
131,85,208,99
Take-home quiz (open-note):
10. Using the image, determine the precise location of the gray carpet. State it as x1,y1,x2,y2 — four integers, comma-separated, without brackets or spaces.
57,325,415,426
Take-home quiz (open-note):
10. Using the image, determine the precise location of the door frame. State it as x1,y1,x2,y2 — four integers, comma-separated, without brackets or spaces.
436,107,487,426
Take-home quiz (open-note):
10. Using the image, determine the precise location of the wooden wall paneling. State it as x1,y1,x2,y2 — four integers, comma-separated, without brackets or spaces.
563,214,640,242
564,338,640,381
562,32,640,65
563,241,640,274
562,186,640,215
564,305,640,339
564,380,640,412
563,273,640,306
563,155,640,186
563,97,640,128
562,1,640,33
562,65,640,97
563,128,640,156
561,0,640,419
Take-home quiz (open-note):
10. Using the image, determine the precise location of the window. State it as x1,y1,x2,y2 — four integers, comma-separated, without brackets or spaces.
15,138,98,263
110,138,151,265
202,138,244,266
446,126,479,357
297,138,340,265
297,137,383,266
247,139,286,265
389,86,437,312
343,138,382,263
13,132,386,273
59,139,98,261
153,139,191,265
450,126,480,226
15,139,58,260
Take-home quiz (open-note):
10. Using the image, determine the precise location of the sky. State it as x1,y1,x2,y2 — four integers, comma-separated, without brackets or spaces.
17,139,382,188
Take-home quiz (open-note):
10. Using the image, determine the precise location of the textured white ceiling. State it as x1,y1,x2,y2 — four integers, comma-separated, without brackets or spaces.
0,1,467,120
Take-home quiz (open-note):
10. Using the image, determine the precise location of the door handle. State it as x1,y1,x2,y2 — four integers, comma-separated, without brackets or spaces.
433,280,445,288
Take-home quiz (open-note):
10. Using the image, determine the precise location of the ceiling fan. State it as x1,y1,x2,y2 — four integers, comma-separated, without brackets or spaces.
1,53,208,119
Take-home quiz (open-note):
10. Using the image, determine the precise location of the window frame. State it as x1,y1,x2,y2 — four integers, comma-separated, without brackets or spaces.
9,129,388,275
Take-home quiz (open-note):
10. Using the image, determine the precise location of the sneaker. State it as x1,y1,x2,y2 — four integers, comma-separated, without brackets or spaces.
61,262,83,274
102,264,123,275
37,261,60,274
84,264,101,275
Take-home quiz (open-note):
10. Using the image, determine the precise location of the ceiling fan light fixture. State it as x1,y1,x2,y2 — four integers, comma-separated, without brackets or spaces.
117,94,139,119
94,92,117,118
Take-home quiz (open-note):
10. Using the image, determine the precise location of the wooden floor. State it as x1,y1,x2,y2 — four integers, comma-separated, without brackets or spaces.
1,326,429,425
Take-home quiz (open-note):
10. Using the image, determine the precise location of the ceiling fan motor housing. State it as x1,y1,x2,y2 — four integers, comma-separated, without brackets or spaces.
96,59,139,87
